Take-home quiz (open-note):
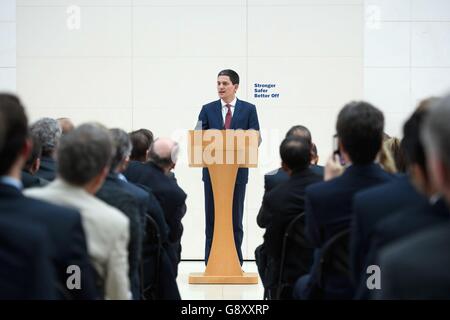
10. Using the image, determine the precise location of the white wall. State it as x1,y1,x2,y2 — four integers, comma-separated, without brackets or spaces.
364,0,450,137
12,0,450,260
0,0,16,92
15,0,364,260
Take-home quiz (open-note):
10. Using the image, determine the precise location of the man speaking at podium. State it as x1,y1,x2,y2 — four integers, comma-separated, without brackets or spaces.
197,69,260,266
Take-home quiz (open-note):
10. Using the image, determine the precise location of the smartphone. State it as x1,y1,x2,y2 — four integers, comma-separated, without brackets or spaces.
333,134,346,166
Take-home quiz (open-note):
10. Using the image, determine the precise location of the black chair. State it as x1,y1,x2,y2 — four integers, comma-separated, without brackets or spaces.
314,228,351,299
263,212,314,300
140,214,161,300
275,212,313,299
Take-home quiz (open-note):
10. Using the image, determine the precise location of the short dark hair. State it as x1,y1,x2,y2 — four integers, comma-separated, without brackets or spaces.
218,69,239,85
57,123,113,186
129,129,153,161
285,125,312,143
421,94,450,169
401,98,436,174
336,101,384,165
0,94,28,176
311,143,318,158
280,136,311,172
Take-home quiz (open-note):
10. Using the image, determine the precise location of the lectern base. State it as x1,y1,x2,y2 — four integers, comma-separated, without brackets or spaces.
189,272,259,284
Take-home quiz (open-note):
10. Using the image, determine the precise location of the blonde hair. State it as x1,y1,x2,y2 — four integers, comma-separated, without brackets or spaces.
377,137,399,174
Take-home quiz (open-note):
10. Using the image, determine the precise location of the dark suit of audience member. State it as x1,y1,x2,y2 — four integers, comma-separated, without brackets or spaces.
0,217,56,299
105,128,179,299
375,94,450,299
21,135,49,188
0,95,98,299
22,170,49,188
295,101,392,300
36,156,57,181
350,175,428,293
113,175,179,299
257,137,322,298
126,162,186,264
376,222,450,299
367,197,449,298
96,174,142,299
352,100,442,298
263,125,323,195
0,181,98,299
264,165,323,194
124,138,187,276
306,163,393,250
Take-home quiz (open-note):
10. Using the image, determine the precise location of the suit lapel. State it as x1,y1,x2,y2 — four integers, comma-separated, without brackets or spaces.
214,100,224,128
230,98,242,129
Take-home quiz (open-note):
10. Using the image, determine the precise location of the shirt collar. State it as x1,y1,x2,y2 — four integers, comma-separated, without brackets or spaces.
117,173,128,182
0,176,23,190
221,97,237,108
429,193,442,205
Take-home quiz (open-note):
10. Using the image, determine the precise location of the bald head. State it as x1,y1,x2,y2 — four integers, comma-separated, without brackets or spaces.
57,118,75,135
149,138,179,172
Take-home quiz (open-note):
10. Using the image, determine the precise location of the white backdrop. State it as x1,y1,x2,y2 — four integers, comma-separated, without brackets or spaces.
1,0,450,259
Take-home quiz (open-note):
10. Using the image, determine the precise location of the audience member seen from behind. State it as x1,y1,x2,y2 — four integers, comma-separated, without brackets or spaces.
26,123,131,300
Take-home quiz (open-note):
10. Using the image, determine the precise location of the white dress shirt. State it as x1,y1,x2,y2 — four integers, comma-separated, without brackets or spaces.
221,97,237,121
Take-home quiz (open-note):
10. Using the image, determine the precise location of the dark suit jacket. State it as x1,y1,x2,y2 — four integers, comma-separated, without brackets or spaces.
305,163,394,247
110,173,179,295
258,168,322,292
22,170,49,189
377,221,450,299
124,162,187,245
264,165,324,194
0,217,56,299
35,156,57,181
96,174,142,299
303,163,393,299
119,178,170,244
197,98,260,185
0,183,98,299
260,168,322,257
350,175,429,289
361,197,449,299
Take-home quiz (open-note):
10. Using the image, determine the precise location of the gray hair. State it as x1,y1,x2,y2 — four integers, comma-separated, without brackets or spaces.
421,94,450,169
57,123,114,186
30,117,62,157
109,128,132,171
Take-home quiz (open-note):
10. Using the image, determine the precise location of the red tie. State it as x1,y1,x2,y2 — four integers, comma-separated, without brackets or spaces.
224,104,232,129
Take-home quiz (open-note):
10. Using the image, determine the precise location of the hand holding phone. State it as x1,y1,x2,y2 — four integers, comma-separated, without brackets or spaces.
333,134,346,166
324,153,345,181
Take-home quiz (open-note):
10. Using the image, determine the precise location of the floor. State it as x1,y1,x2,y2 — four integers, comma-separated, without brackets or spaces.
176,261,265,300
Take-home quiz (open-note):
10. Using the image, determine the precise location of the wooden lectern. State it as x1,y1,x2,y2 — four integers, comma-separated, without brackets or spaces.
188,129,259,284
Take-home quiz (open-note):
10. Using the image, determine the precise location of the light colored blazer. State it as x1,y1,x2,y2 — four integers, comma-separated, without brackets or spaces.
26,179,131,300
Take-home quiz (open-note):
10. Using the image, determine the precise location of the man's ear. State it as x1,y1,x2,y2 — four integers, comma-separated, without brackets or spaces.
21,139,32,163
428,156,449,194
281,161,289,172
31,158,41,175
437,160,450,190
234,84,239,93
